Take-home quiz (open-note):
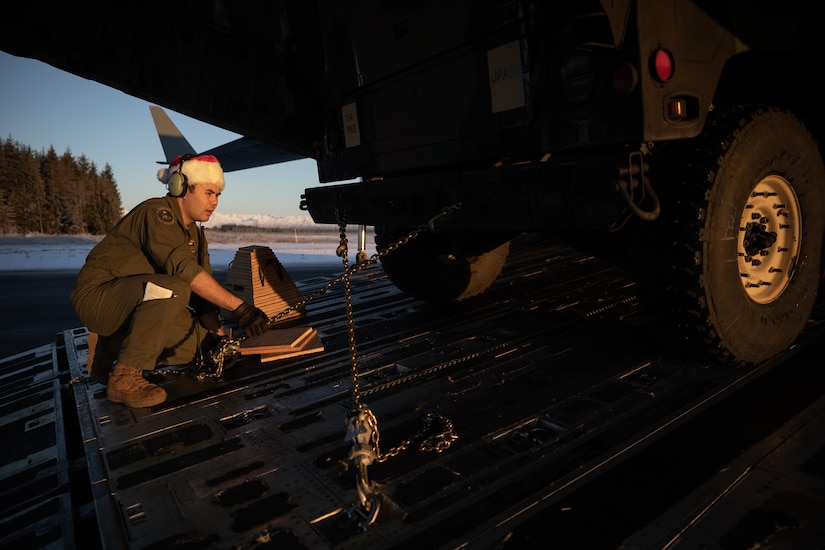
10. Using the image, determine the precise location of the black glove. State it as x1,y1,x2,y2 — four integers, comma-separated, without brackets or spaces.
232,302,269,337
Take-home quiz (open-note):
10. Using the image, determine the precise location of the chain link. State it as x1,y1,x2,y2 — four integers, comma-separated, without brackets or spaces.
331,204,463,412
337,209,362,408
374,412,459,461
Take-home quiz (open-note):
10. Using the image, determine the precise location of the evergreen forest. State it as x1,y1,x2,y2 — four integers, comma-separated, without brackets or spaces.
0,136,122,235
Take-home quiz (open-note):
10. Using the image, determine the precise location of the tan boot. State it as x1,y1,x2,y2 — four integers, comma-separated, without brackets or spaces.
107,364,167,408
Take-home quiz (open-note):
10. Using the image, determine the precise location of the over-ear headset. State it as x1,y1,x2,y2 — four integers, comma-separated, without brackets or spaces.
167,154,195,197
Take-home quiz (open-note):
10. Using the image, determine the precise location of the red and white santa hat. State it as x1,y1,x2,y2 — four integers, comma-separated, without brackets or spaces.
157,154,225,190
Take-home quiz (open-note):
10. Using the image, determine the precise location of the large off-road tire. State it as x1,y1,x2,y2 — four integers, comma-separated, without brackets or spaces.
374,227,511,303
648,106,825,365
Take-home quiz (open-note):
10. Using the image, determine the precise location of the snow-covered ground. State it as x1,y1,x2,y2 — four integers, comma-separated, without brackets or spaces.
0,228,377,272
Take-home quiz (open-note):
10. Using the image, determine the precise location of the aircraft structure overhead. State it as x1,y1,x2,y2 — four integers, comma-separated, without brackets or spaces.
0,1,324,168
1,1,825,548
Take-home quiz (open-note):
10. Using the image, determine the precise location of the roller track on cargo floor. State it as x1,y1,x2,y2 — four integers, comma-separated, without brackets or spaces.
2,233,823,549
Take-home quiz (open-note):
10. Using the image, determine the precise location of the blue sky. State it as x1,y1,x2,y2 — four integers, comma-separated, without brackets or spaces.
0,50,321,219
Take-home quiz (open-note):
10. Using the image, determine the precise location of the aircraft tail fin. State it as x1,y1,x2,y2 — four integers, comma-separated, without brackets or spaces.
150,105,308,172
150,105,197,164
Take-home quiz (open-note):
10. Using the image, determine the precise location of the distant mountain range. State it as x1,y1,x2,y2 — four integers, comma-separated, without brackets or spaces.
203,212,326,229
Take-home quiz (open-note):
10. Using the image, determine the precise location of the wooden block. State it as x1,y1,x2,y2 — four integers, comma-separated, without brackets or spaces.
239,326,319,355
258,332,324,363
220,245,306,324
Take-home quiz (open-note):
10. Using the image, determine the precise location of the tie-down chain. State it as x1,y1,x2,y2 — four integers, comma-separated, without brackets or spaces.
336,205,461,529
197,204,463,529
200,202,463,376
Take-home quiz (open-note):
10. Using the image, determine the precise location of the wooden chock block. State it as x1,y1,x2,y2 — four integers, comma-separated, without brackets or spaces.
239,326,324,363
222,245,306,324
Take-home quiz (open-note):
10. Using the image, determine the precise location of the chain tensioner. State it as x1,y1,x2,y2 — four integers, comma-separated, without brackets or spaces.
336,204,461,529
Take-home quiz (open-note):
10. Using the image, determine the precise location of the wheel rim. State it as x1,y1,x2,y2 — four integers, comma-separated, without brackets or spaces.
738,174,802,304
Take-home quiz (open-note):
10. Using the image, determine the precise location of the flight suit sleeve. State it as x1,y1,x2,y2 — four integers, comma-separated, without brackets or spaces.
190,226,223,330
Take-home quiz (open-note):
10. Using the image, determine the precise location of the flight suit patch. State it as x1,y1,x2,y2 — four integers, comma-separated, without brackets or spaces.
156,208,174,225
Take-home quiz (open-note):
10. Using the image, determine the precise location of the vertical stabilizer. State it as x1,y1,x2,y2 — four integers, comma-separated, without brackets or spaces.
150,106,197,163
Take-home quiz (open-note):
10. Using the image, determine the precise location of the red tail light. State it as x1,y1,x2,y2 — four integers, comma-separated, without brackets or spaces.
651,48,674,82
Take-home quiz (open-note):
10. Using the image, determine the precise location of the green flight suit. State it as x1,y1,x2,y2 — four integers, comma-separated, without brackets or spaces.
71,196,220,371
